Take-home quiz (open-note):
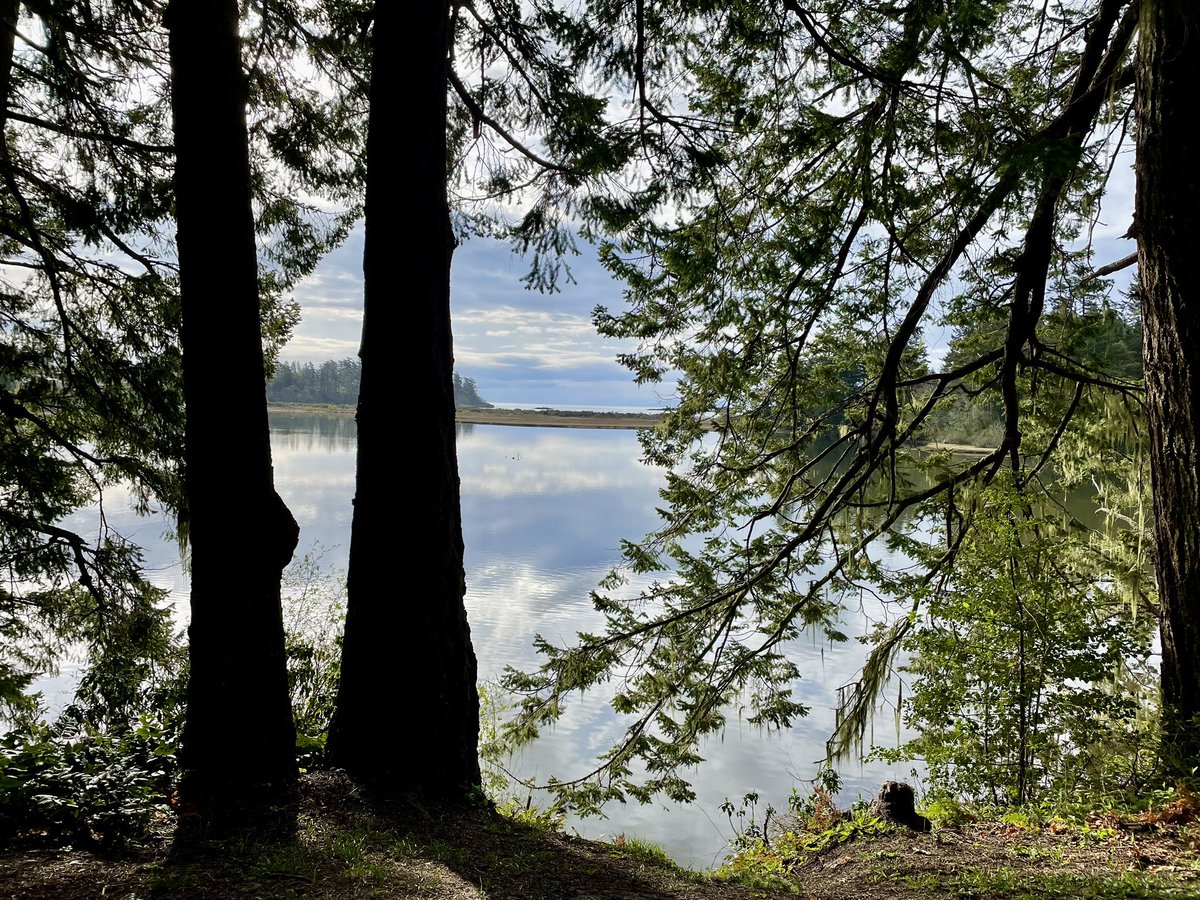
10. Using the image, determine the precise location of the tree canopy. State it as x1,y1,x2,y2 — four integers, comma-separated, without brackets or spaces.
0,0,361,722
500,0,1187,809
1,0,181,723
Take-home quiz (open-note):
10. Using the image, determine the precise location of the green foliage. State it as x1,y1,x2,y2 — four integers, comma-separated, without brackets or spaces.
499,0,1157,813
477,681,515,799
265,361,492,410
445,0,640,290
717,776,888,889
0,535,176,726
608,833,685,874
478,681,568,828
929,305,1144,448
0,711,179,848
281,546,347,765
250,843,320,883
885,865,1191,899
0,0,362,741
720,790,775,852
919,795,976,828
0,546,353,847
876,478,1158,807
0,597,185,849
493,796,566,831
452,372,492,409
718,772,851,856
267,358,362,406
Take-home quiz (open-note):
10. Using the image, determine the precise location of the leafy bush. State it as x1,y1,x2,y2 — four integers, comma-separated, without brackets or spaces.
878,479,1159,808
0,714,177,847
919,794,975,828
477,680,570,827
0,548,350,846
0,589,185,848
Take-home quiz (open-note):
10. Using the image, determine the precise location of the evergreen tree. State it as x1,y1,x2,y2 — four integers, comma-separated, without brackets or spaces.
0,0,358,730
326,0,628,800
502,0,1195,806
325,0,482,799
881,479,1156,805
452,372,490,408
166,0,299,825
1,0,182,722
1135,0,1200,771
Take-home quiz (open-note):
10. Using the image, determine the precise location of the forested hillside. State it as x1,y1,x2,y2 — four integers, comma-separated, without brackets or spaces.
266,359,492,408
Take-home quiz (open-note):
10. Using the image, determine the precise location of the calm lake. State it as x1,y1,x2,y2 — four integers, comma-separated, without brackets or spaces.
269,411,915,868
53,410,919,868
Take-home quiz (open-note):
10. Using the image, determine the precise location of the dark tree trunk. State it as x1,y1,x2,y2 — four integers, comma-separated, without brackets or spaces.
0,0,17,137
166,0,299,825
326,0,481,797
1136,0,1200,774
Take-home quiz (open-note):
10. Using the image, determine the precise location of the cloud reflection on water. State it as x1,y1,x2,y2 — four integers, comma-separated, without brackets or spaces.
450,422,916,868
47,414,916,869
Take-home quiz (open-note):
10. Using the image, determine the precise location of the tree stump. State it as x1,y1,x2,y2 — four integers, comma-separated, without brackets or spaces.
869,781,932,831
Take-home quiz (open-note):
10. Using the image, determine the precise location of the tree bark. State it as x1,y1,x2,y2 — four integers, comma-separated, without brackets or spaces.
166,0,299,826
0,0,17,138
326,0,481,798
1136,0,1200,774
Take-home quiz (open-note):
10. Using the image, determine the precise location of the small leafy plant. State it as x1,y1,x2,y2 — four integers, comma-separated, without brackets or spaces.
717,771,888,889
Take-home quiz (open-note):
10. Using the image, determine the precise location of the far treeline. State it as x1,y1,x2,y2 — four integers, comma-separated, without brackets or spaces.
266,359,492,409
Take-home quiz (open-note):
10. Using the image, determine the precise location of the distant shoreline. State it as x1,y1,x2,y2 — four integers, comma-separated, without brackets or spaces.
267,404,993,450
267,402,664,430
456,407,665,429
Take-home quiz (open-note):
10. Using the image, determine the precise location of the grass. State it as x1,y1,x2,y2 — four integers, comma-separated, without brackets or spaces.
250,843,321,883
883,866,1197,898
610,834,682,870
717,807,893,884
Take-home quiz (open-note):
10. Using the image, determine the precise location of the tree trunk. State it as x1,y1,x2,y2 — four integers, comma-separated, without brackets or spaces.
1136,0,1200,775
326,0,481,798
166,0,299,826
0,0,17,138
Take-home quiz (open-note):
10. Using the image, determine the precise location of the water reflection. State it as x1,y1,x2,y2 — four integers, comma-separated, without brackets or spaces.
268,410,358,451
48,413,919,868
471,430,932,866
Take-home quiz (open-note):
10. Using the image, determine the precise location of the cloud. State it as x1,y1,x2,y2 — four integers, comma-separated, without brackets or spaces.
279,225,662,407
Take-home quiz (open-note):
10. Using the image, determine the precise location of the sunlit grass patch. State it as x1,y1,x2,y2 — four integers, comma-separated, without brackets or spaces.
609,833,681,870
883,865,1196,898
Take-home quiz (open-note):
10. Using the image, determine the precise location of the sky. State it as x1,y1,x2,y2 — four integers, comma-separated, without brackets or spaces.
278,148,1138,412
280,229,671,410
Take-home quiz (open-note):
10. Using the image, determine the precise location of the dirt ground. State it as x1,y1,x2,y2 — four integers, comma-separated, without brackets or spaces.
2,772,1197,899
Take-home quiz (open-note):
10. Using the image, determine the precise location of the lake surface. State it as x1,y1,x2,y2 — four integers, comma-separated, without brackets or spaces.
50,410,919,868
269,411,917,867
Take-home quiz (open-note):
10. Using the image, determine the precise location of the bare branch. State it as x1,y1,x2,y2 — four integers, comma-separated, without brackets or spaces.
1083,250,1138,282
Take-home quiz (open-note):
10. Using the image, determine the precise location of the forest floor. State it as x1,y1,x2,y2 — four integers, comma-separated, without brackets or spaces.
1,772,1198,899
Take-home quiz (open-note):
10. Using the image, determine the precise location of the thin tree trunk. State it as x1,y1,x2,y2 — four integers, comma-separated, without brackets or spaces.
1137,0,1200,775
326,0,481,797
166,0,299,827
